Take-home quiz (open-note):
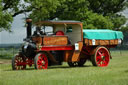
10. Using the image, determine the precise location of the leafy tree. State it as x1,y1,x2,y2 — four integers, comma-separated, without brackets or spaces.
110,14,127,29
87,0,128,29
88,0,128,15
0,0,60,31
53,0,114,29
119,24,128,44
24,0,60,22
0,0,128,31
0,0,13,32
120,24,128,32
82,12,114,29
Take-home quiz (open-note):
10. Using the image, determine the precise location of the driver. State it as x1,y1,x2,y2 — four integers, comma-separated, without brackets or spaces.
33,26,44,36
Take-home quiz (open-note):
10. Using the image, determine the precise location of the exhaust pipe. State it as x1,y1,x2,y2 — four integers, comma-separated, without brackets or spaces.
26,18,32,38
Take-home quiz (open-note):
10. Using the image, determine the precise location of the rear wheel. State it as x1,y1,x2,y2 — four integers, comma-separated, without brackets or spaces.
91,46,110,67
34,53,48,69
12,54,26,70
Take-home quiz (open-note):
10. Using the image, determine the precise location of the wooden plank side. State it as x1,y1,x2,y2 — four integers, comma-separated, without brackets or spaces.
84,39,119,46
43,36,68,45
98,40,109,45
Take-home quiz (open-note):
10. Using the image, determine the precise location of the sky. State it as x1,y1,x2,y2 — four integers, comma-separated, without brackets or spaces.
0,14,26,44
0,9,128,44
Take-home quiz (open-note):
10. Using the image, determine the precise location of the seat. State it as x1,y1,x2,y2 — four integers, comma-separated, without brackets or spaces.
55,31,64,36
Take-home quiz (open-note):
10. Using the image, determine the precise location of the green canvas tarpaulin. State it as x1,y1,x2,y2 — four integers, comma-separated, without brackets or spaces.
83,29,123,40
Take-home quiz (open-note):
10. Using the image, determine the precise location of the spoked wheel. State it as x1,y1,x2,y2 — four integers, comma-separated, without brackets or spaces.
34,53,48,70
91,46,110,67
12,54,26,70
68,62,78,67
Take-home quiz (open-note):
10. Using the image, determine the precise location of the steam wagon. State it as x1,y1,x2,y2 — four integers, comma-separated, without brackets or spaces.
12,19,123,70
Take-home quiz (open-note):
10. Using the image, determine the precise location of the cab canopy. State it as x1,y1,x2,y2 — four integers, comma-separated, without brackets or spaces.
35,20,83,44
35,20,82,26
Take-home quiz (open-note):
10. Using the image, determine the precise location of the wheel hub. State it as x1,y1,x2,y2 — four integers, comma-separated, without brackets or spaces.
101,56,105,60
94,47,110,67
42,61,45,65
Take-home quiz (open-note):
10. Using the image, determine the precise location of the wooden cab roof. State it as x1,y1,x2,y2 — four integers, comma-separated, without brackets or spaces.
35,20,82,26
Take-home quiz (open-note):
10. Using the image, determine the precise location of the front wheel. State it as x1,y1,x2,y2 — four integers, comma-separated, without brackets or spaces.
91,46,110,67
12,54,26,70
34,53,48,69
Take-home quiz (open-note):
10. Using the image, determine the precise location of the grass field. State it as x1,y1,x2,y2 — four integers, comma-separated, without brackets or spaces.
0,51,128,85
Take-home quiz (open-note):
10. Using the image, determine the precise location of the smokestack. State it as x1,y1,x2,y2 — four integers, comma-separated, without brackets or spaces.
26,18,32,38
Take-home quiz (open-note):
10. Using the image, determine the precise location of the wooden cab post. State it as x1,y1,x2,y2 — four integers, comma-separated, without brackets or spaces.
64,23,83,62
71,41,83,62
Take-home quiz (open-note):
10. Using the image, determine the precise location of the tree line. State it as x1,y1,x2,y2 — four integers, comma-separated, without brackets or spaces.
0,0,128,31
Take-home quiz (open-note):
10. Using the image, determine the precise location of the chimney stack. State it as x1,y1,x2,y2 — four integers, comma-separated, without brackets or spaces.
26,18,32,38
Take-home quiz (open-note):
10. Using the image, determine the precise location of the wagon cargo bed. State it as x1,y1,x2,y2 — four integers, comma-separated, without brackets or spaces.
83,29,123,46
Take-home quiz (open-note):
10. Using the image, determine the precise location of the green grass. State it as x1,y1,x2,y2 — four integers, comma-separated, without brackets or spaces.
0,51,128,85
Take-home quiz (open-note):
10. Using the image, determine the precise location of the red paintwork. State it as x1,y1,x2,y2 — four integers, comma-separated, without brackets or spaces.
15,46,74,66
16,59,34,66
95,47,110,67
37,54,48,69
40,45,74,51
56,31,65,35
14,55,26,70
